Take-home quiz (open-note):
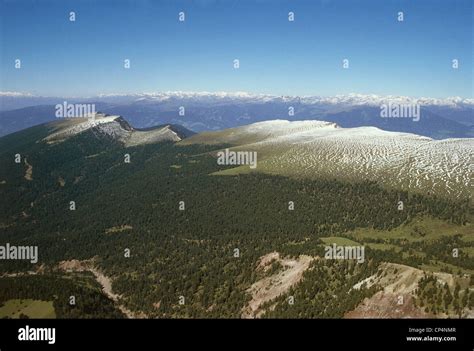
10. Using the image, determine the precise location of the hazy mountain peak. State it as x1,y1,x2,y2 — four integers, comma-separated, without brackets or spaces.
91,91,474,108
4,91,472,107
0,91,35,97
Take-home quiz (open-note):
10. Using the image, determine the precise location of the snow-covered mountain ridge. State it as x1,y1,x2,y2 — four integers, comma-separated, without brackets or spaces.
98,92,474,108
184,120,473,199
3,91,473,108
43,113,186,147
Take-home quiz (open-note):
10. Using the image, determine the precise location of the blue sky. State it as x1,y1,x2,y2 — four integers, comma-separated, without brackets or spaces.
0,0,472,98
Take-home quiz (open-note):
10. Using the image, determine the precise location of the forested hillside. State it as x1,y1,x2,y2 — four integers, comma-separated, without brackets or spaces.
0,121,472,318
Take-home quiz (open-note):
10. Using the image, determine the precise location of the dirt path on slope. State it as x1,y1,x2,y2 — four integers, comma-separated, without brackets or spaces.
242,252,314,318
58,259,144,318
24,158,33,181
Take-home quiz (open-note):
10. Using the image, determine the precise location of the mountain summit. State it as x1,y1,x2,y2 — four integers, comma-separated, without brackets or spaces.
43,113,195,147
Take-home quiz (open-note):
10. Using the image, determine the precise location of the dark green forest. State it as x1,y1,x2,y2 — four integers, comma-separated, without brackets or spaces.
0,125,472,318
0,274,124,318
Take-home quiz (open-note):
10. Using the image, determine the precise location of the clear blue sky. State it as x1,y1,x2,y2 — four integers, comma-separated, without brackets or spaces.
0,0,472,98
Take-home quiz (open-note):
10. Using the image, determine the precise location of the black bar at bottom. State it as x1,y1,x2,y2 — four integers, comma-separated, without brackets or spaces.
0,318,472,350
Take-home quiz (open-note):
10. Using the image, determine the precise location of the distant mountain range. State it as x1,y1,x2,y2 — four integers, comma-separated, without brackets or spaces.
0,91,472,138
